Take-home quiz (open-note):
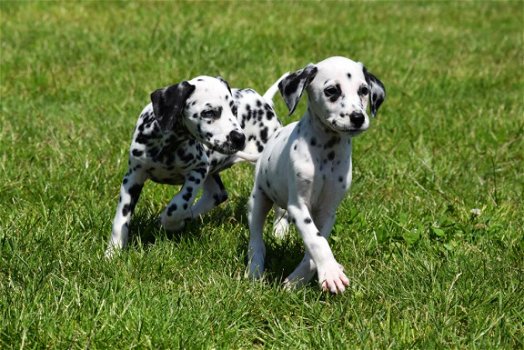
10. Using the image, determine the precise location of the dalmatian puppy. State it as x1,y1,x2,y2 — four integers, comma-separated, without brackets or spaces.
247,56,386,294
106,75,284,258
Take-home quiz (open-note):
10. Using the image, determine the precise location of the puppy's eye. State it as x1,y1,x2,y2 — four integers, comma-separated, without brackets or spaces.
201,109,221,119
324,86,340,97
359,86,370,96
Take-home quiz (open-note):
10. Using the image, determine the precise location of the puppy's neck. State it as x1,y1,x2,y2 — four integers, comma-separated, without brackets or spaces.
165,118,191,139
158,118,193,151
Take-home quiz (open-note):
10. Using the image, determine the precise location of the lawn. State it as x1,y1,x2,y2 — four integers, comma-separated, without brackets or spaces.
1,1,523,348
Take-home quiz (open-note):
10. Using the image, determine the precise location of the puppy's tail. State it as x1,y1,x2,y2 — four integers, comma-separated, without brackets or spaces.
263,72,290,104
235,151,260,163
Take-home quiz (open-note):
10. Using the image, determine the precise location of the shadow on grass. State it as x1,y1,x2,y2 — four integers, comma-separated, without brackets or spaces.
127,212,204,249
128,195,308,285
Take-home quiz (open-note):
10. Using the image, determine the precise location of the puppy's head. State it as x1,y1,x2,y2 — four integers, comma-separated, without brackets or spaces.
151,76,245,154
279,56,386,136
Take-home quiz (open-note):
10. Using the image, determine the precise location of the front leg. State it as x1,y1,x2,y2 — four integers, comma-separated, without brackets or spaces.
159,168,207,231
286,202,348,294
283,209,337,289
106,166,147,258
189,174,228,218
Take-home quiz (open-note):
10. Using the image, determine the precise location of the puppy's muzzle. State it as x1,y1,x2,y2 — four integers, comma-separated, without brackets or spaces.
229,130,246,150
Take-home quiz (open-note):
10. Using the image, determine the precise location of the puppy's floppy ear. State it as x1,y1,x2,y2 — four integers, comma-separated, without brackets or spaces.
216,76,232,95
363,67,386,117
278,64,318,115
150,81,195,131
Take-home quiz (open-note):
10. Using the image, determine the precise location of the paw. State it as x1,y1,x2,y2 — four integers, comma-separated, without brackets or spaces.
272,219,289,239
104,245,118,259
318,262,349,294
247,252,265,279
160,216,186,232
105,239,124,259
283,277,307,291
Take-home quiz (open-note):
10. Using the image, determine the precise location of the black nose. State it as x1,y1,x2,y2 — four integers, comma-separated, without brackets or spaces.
229,130,246,150
350,112,365,128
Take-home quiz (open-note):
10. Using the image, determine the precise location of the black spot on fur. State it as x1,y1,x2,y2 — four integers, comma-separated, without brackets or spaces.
128,184,143,202
177,148,195,162
195,168,207,178
122,204,131,216
324,136,340,149
328,151,335,160
132,149,143,157
135,133,149,144
167,204,177,216
260,127,268,143
304,217,312,224
310,138,316,146
338,176,343,182
148,147,159,158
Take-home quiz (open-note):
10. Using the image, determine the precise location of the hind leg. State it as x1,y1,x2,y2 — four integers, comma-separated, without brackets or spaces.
247,186,272,279
272,205,289,238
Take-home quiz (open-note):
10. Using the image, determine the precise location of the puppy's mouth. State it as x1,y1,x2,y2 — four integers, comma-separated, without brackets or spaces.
211,142,242,155
326,119,369,136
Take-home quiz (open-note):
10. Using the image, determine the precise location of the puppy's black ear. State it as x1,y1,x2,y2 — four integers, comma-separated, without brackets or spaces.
150,81,196,131
278,64,318,115
363,67,386,117
216,76,232,95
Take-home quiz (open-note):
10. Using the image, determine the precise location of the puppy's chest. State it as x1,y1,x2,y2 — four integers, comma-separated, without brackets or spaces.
315,156,351,197
299,141,352,203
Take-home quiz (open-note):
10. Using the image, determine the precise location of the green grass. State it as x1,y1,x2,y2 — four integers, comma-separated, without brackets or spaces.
1,1,523,348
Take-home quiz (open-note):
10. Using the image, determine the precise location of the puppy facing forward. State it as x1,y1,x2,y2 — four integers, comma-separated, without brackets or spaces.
247,56,386,293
